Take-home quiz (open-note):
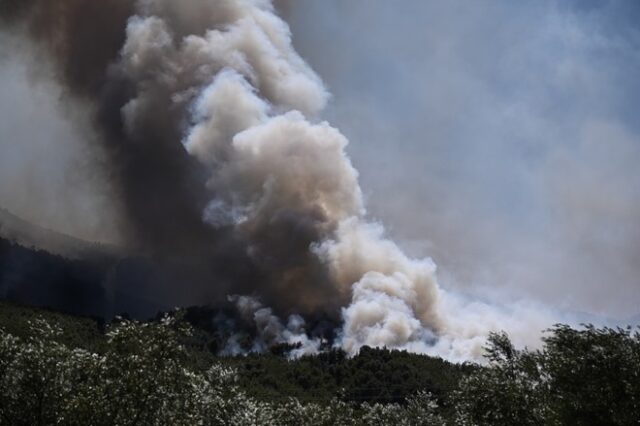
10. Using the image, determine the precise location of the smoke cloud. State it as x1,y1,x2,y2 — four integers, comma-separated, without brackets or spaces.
3,0,629,360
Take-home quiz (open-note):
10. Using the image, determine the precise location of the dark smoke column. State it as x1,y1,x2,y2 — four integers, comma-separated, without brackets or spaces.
0,0,265,304
6,0,517,361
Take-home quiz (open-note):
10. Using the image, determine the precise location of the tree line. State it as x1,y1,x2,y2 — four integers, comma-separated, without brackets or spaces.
0,304,639,425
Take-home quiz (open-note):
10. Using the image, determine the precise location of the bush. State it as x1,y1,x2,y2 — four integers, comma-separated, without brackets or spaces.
454,325,640,426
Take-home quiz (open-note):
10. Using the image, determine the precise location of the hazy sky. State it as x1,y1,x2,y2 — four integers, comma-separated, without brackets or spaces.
0,33,122,244
283,0,640,319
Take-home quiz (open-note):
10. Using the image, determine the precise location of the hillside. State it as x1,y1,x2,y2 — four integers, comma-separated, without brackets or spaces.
0,236,169,319
0,301,471,406
0,207,119,259
1,301,639,424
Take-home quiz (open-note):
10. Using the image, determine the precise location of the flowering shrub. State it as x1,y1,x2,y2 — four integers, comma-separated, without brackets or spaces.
0,316,444,425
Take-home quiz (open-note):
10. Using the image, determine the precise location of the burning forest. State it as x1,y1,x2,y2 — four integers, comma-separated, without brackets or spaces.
0,1,639,424
0,0,537,361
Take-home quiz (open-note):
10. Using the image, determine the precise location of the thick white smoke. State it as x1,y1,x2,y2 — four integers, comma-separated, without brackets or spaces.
227,295,322,358
111,0,563,360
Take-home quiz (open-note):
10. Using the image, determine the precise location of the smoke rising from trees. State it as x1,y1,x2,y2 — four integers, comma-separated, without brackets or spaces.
2,0,625,360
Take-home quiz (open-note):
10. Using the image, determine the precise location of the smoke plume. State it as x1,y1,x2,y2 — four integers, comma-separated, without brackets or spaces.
0,0,582,360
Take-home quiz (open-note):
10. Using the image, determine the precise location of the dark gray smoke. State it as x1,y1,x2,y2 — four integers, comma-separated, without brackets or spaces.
1,0,240,256
0,0,344,318
1,0,585,361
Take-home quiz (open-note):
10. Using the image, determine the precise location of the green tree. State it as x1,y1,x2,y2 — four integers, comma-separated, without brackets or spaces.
454,325,640,426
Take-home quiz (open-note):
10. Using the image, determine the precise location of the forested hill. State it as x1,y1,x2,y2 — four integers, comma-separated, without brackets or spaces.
0,236,164,319
0,208,125,260
0,300,472,406
1,300,639,425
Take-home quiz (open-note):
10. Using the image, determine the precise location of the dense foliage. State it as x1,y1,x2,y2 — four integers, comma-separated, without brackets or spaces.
0,302,639,425
0,314,445,425
454,326,640,426
225,345,472,407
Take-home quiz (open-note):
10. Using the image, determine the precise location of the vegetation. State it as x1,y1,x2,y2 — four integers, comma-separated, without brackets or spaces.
229,346,472,407
0,301,105,351
0,302,638,425
454,325,640,426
